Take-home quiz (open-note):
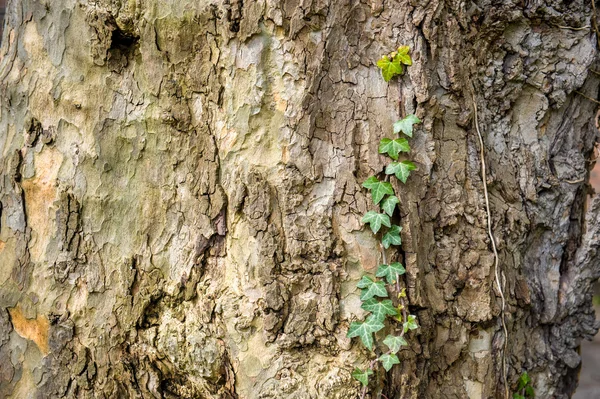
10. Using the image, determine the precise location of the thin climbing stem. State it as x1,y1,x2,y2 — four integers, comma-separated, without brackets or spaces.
471,93,509,399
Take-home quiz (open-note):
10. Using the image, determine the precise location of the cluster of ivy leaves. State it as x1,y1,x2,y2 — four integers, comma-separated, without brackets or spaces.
347,46,422,391
513,372,535,399
376,46,412,82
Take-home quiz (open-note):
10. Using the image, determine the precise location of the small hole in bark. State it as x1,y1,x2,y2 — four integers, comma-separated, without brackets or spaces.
110,27,139,51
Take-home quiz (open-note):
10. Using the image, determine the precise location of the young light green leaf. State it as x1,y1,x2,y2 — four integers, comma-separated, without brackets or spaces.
378,138,410,160
519,372,531,388
376,55,403,82
383,334,408,354
396,46,412,66
403,314,419,333
376,262,406,284
362,176,380,190
367,180,394,204
381,195,399,217
386,160,416,183
351,367,373,387
382,225,402,249
347,315,385,350
361,211,391,234
359,278,389,301
361,299,398,322
513,394,525,399
393,114,421,137
379,353,401,372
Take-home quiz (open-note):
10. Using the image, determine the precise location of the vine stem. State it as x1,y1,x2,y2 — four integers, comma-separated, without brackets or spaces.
359,244,408,399
471,93,509,399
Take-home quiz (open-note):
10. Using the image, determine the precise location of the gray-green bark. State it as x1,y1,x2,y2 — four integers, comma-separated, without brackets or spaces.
0,0,599,398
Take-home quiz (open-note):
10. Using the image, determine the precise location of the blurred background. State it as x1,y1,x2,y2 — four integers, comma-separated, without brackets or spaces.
574,146,600,399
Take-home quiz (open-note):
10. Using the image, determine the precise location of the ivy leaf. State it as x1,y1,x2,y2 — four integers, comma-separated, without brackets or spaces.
361,211,391,234
379,138,410,160
382,225,402,249
378,138,410,160
347,315,385,350
513,395,525,399
362,176,380,190
396,46,412,66
393,114,421,137
403,314,419,333
361,299,398,322
367,180,394,204
386,160,416,184
357,276,389,301
383,334,408,354
376,262,406,284
377,55,403,82
525,386,534,398
379,353,401,372
381,195,399,217
351,367,373,387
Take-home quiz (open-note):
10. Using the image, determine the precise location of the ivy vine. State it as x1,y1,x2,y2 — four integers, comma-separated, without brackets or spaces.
348,46,421,397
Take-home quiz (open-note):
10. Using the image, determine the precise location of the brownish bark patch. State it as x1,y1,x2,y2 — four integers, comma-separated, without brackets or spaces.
8,306,50,355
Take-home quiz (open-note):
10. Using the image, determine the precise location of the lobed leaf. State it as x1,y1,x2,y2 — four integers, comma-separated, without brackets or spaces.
377,55,403,82
378,138,410,160
403,314,419,333
360,279,389,301
368,180,394,204
376,262,406,284
381,195,399,217
379,353,401,372
383,334,408,354
396,46,412,66
362,211,391,234
362,176,380,189
382,225,402,249
393,114,421,137
361,299,398,322
347,315,386,350
352,367,373,387
386,160,416,184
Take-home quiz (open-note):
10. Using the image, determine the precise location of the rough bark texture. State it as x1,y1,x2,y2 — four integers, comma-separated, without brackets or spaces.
1,0,599,398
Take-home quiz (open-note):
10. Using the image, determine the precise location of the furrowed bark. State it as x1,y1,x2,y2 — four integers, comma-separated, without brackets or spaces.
0,0,599,398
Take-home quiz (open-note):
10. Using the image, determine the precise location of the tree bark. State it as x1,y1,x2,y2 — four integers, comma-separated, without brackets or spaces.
0,0,599,398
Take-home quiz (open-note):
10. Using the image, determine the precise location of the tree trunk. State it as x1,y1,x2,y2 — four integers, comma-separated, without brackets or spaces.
1,0,599,398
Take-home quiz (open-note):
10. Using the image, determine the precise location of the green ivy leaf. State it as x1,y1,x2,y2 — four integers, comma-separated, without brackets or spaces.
356,276,375,289
382,225,402,249
396,46,412,66
379,353,401,372
386,160,416,184
357,276,389,301
377,55,403,82
351,367,373,387
525,386,534,398
367,180,394,204
381,195,399,217
513,395,525,399
378,138,410,160
403,314,419,333
393,114,421,137
361,211,391,234
383,334,408,354
362,176,380,190
518,372,531,389
347,315,385,350
361,299,398,322
376,262,406,284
